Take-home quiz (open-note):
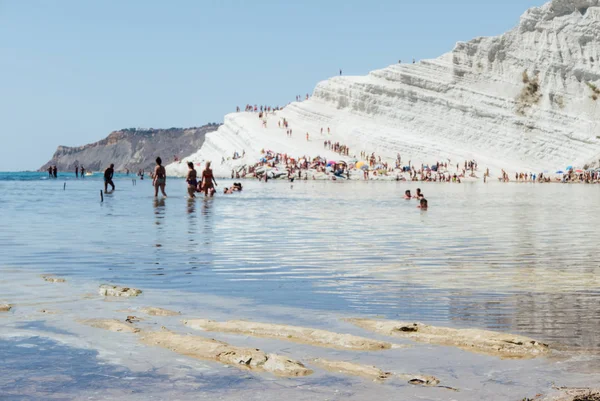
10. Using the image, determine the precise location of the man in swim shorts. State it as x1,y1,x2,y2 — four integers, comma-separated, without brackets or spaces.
104,164,115,192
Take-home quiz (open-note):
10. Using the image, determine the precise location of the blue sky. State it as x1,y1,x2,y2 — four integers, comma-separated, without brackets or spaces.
0,0,545,171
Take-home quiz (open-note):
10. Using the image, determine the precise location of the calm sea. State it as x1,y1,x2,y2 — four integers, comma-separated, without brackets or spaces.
1,171,599,348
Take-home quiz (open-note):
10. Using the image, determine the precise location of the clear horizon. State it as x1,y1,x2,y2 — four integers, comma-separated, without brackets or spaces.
0,0,545,171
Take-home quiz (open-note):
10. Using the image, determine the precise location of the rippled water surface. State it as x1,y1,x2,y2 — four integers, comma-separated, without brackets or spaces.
1,172,600,348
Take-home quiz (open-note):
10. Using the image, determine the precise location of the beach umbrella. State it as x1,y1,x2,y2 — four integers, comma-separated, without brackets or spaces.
555,170,564,174
356,161,366,169
360,164,369,171
566,166,573,171
575,169,584,173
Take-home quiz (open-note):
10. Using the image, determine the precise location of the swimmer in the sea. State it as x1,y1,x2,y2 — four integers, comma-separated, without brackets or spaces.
404,190,411,199
414,188,424,199
186,161,197,198
418,198,428,210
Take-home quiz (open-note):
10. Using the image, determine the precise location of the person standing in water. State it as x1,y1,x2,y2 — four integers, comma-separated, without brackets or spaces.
52,166,58,178
80,166,85,177
47,166,52,178
104,164,115,192
75,165,79,178
153,157,167,197
201,161,217,197
186,161,197,199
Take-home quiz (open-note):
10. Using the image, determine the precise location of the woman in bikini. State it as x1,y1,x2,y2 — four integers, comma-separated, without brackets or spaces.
153,157,167,197
201,161,217,197
186,161,197,198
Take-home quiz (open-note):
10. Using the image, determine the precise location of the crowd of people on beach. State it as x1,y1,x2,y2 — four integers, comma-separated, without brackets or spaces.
219,146,487,183
324,140,350,156
239,105,283,114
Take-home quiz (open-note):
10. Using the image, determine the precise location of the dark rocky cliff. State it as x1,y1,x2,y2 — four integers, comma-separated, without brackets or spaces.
40,124,220,172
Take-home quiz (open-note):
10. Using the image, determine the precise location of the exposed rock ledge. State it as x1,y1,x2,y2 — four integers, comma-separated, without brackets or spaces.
346,318,549,359
183,319,393,351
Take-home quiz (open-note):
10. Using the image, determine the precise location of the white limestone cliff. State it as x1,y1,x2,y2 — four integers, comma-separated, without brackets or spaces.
168,0,600,178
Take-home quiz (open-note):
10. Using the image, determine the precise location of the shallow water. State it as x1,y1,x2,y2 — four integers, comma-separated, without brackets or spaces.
1,172,600,350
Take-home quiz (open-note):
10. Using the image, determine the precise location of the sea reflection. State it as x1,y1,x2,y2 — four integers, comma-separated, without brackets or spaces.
1,178,600,348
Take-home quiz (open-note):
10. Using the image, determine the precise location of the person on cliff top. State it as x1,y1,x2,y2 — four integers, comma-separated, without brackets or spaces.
201,161,217,197
104,164,115,192
153,157,167,197
186,162,197,199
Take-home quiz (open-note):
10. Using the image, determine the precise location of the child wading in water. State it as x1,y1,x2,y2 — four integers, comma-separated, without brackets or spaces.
153,157,167,197
186,161,197,198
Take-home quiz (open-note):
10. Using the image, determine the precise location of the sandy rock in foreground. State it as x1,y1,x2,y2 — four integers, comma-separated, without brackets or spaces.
312,359,392,382
396,373,441,387
312,359,440,386
0,304,12,312
140,330,313,377
346,318,549,359
530,388,600,401
41,275,66,283
183,319,391,351
98,285,142,297
139,307,180,316
79,319,140,333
